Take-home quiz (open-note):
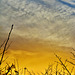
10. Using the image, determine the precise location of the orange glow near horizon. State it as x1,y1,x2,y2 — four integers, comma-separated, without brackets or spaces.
2,42,75,74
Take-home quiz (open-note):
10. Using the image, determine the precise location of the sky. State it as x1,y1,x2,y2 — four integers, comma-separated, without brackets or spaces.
0,0,75,73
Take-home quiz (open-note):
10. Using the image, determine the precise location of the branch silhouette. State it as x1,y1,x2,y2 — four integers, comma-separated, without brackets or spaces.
0,24,14,65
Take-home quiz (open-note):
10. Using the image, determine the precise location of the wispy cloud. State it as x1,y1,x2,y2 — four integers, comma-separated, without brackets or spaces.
0,0,75,47
58,0,75,8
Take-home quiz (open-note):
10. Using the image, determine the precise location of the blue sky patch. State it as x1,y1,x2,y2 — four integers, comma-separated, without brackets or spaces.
57,0,75,8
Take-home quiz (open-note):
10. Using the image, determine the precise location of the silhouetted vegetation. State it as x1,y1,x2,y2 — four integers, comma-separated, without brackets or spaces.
0,25,75,75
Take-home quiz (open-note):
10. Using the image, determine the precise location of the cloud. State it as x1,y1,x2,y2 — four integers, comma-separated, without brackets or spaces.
58,0,75,8
0,0,75,47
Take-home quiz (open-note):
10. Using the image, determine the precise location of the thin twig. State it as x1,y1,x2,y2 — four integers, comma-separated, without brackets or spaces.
0,40,6,49
0,25,13,65
54,54,71,75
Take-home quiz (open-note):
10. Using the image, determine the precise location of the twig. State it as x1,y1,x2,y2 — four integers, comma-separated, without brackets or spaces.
54,54,71,75
66,60,75,65
0,40,6,49
70,52,75,58
0,25,13,65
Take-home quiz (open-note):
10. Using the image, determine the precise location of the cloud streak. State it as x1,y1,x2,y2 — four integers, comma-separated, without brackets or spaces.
58,0,75,8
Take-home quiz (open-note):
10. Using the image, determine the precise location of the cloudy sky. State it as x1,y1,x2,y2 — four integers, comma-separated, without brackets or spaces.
0,0,75,73
0,0,75,47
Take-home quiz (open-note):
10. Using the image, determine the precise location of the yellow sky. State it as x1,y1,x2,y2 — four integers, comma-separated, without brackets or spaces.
0,0,75,74
2,40,74,74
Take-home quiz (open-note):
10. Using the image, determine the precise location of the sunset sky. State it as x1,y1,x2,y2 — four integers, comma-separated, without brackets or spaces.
0,0,75,74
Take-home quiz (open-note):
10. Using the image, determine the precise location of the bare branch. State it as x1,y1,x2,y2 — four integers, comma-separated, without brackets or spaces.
0,24,14,65
72,48,75,51
66,60,75,65
70,52,75,58
0,40,6,49
54,54,71,75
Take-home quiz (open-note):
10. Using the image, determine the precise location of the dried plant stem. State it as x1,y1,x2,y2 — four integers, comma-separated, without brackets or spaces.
54,54,71,75
0,25,13,65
